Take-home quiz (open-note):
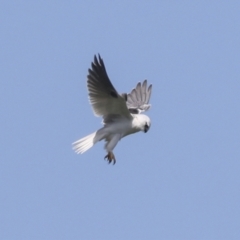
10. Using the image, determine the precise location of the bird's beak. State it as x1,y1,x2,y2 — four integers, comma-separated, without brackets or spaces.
144,125,149,133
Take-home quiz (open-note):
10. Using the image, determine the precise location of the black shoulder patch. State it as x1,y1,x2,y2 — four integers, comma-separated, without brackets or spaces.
129,108,139,114
110,91,118,98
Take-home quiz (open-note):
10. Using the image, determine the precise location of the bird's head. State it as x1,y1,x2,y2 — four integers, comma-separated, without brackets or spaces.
135,114,151,133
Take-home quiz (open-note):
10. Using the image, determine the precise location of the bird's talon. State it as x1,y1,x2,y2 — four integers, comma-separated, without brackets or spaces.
104,152,116,165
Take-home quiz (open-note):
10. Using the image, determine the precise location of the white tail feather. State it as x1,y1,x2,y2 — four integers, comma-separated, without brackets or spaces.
72,132,97,154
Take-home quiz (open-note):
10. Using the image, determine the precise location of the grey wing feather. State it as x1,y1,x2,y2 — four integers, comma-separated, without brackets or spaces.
126,80,152,114
87,54,131,119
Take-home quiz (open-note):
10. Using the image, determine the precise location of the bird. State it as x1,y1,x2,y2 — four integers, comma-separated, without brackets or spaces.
72,54,152,164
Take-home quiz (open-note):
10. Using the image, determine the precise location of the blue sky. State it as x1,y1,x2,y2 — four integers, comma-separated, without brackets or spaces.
1,1,240,239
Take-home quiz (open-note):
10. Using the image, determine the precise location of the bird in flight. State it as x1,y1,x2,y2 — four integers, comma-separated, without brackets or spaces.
72,54,152,164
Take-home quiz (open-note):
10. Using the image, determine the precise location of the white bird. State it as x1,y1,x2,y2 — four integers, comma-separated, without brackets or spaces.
72,54,152,164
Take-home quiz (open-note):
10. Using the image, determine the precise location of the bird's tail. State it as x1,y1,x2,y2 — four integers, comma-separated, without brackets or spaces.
72,130,104,154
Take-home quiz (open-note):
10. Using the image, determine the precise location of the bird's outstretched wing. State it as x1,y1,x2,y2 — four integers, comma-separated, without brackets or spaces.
125,80,152,114
87,55,131,119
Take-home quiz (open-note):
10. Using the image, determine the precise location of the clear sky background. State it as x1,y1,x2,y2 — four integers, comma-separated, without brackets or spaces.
1,1,240,240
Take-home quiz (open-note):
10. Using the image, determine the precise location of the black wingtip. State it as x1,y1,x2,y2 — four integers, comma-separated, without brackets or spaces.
92,54,104,69
93,53,102,63
96,54,105,68
93,54,98,65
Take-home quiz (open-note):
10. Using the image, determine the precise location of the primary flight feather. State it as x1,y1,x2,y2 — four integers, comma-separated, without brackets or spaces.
73,54,152,164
